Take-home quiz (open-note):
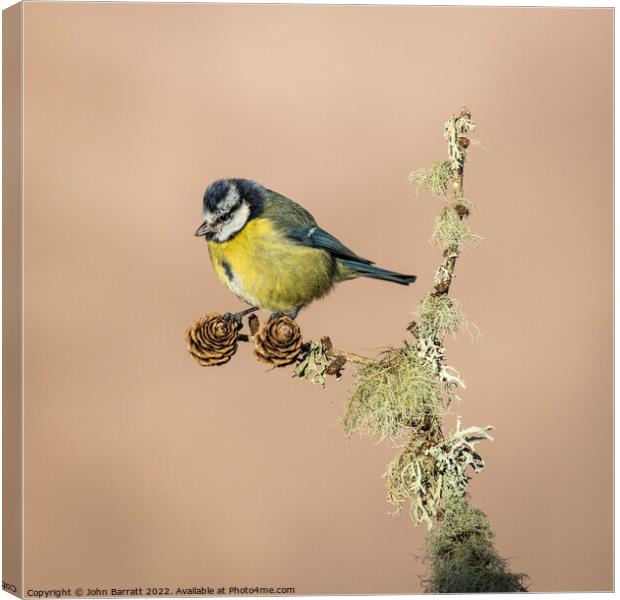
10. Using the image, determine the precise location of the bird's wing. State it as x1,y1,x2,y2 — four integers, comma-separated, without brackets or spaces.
263,189,374,264
264,189,318,230
287,226,374,265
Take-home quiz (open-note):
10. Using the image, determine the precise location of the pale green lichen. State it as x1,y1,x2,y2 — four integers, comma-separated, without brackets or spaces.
427,418,494,502
343,347,442,441
424,497,528,593
432,199,480,251
409,159,454,197
417,293,465,339
385,419,493,528
386,437,441,528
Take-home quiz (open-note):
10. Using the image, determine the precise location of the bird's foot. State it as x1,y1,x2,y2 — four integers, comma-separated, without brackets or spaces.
268,306,301,322
223,306,259,325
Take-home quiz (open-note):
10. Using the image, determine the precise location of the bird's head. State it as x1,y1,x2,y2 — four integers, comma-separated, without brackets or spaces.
194,178,265,242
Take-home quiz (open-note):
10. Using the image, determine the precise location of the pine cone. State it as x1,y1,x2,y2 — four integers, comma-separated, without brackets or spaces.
254,316,303,367
186,313,242,366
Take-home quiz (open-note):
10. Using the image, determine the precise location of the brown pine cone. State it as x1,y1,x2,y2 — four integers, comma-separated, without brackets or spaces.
254,316,303,367
186,313,242,366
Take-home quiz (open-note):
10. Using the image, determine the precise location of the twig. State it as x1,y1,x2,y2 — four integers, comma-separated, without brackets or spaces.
237,328,373,366
331,349,373,365
432,107,474,298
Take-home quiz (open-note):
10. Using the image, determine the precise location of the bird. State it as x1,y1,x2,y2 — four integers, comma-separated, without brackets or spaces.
194,178,416,321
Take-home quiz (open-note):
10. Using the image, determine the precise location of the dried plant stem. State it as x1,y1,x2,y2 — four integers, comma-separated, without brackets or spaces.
331,349,373,365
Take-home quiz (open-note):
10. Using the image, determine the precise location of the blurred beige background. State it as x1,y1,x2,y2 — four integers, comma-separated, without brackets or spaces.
21,3,612,594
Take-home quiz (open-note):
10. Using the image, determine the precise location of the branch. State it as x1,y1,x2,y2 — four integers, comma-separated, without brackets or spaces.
237,331,371,364
432,107,475,298
331,349,373,366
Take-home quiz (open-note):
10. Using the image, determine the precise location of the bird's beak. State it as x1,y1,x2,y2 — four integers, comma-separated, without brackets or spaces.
194,220,210,237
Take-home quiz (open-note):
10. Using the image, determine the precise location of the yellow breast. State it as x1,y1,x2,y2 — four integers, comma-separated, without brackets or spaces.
207,219,335,312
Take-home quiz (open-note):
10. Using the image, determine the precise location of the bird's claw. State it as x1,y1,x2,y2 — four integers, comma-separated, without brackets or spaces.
223,311,243,325
223,306,260,325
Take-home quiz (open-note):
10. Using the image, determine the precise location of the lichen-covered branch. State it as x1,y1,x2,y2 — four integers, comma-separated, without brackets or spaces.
409,108,479,402
404,108,528,591
424,497,528,593
433,108,476,295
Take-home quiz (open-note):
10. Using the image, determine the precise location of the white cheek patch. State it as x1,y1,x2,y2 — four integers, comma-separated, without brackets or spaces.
215,203,251,242
204,210,217,226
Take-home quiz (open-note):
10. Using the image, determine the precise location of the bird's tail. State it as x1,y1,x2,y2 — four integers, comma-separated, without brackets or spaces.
340,259,417,286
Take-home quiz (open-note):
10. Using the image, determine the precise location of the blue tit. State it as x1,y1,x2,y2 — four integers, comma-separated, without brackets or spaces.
194,178,416,319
